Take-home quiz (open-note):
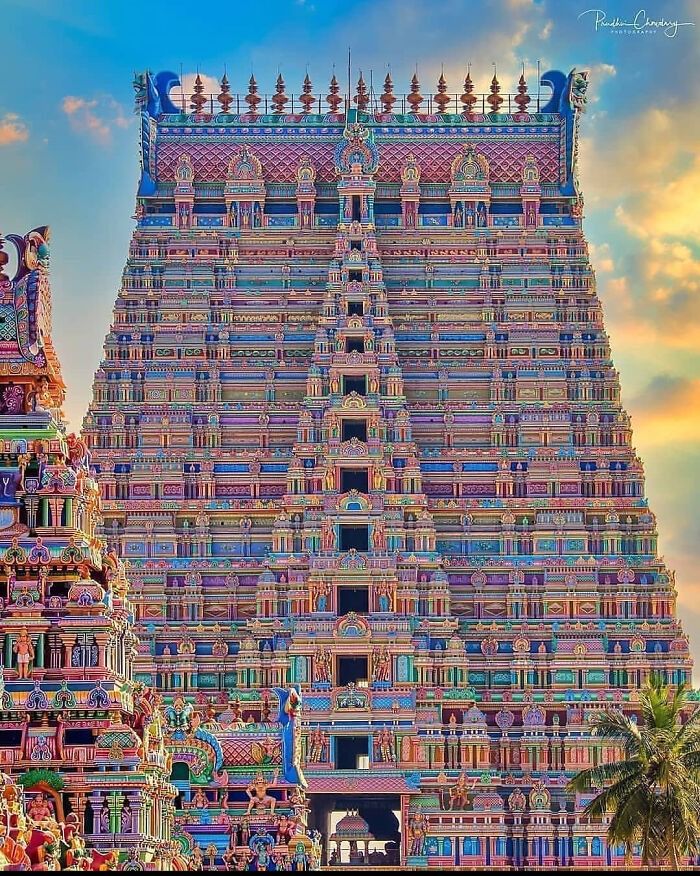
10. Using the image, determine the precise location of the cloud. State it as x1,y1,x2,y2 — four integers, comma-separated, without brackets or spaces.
0,113,29,145
61,94,131,144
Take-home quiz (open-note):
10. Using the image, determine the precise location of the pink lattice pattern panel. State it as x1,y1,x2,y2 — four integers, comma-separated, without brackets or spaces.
156,138,561,184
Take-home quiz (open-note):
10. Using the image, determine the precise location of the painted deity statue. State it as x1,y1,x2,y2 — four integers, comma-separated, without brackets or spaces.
313,647,332,684
13,628,35,679
371,646,391,683
448,770,474,810
246,772,278,815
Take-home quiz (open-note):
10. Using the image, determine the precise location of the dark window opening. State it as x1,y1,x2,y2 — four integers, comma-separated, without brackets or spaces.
350,240,361,251
340,525,369,552
0,730,22,747
336,735,369,770
347,301,364,316
338,587,369,615
341,469,369,493
352,196,361,222
343,375,366,396
342,419,367,442
346,338,365,354
65,729,96,746
348,269,362,282
170,762,191,783
337,657,369,687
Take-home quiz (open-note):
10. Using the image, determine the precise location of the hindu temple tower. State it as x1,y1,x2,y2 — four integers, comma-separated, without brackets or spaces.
81,67,693,869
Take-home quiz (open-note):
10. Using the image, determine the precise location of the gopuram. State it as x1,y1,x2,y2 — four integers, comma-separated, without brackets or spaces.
82,66,695,869
0,229,315,870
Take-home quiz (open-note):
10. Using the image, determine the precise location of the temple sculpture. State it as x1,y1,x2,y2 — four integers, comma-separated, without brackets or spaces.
72,66,695,868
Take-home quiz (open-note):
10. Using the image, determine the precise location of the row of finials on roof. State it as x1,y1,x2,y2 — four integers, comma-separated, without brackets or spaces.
187,68,534,115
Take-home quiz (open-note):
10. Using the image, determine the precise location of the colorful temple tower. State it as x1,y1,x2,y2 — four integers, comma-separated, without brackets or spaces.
0,227,316,871
81,67,693,869
0,228,178,868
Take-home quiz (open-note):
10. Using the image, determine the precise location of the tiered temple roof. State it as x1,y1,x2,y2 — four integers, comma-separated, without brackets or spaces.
75,65,695,869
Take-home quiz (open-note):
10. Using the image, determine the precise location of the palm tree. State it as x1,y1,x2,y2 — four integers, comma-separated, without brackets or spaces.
568,676,700,869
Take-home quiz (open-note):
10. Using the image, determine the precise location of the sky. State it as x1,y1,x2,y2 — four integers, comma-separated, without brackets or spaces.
1,0,699,668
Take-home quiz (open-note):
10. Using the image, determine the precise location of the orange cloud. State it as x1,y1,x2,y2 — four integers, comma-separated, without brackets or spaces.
0,113,28,145
61,94,131,144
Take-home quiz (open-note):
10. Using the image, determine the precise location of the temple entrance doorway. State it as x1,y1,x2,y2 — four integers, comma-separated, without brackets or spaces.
308,794,401,867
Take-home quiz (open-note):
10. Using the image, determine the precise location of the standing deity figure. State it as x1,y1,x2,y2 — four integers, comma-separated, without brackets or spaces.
313,647,332,684
454,204,463,227
377,580,394,613
13,628,35,679
308,726,328,762
371,646,391,683
375,726,395,762
372,467,385,491
408,812,427,855
312,580,330,612
321,518,336,552
324,466,335,492
371,518,387,551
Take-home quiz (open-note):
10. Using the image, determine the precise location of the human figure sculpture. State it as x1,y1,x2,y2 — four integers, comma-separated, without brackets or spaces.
26,793,53,823
191,788,209,809
377,580,393,613
313,580,330,612
308,726,328,762
313,647,332,684
245,772,277,815
376,726,395,762
371,518,387,551
408,812,427,855
13,628,35,679
372,646,391,683
448,771,474,810
321,518,335,552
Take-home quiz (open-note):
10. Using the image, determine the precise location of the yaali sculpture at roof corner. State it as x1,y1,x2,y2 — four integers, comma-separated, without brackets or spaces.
0,62,694,870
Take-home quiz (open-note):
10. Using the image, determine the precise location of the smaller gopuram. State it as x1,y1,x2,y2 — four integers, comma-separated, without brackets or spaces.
0,228,177,869
165,686,322,870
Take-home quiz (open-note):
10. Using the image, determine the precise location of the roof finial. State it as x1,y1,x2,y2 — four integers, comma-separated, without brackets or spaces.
327,71,342,114
217,73,233,113
434,68,450,114
381,71,396,114
300,72,315,115
354,71,369,112
408,71,423,115
273,73,288,114
190,73,207,114
487,64,503,114
245,74,261,117
461,65,477,116
515,65,530,116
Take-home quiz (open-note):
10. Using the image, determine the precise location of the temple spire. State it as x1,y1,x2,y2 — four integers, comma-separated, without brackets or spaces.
434,68,450,114
408,71,423,114
300,72,315,114
273,73,288,114
217,73,233,113
326,71,342,113
245,74,261,116
190,73,207,114
381,72,396,114
487,66,503,113
515,66,531,115
461,66,477,115
354,72,369,112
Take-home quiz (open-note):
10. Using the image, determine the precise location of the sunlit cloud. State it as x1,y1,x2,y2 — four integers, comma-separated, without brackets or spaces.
61,94,131,144
0,112,29,145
